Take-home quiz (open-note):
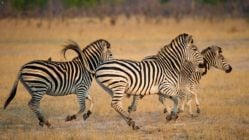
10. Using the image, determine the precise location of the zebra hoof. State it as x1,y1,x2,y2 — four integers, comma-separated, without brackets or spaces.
128,106,132,113
127,118,135,126
128,106,136,113
166,115,172,121
163,108,168,114
197,108,201,114
128,119,134,126
83,110,92,120
45,121,53,128
39,121,44,127
128,119,139,130
132,125,140,130
170,111,178,121
65,114,76,121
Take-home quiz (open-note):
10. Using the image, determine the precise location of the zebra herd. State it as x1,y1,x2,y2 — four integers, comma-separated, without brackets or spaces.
3,33,232,130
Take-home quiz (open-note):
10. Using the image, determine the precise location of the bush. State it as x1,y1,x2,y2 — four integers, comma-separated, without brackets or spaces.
11,0,48,11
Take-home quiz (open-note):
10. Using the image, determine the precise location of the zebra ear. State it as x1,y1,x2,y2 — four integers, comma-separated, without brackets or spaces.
207,47,212,52
105,41,111,49
210,46,221,54
186,35,194,46
218,47,222,53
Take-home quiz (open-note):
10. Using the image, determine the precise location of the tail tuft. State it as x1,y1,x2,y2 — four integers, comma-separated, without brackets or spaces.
3,72,20,109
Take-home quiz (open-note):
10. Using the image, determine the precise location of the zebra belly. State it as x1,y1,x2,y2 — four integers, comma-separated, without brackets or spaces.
126,84,159,95
46,89,75,96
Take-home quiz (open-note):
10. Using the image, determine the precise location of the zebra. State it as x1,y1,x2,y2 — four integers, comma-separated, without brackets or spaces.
3,39,112,128
93,33,205,129
177,45,232,115
128,45,232,117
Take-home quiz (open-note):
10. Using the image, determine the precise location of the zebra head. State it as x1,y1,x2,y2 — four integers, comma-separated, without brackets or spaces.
202,46,232,74
180,34,204,73
99,39,113,61
157,33,204,73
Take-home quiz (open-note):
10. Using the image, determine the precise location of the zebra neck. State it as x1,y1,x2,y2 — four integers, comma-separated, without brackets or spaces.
158,54,183,74
202,58,210,76
183,61,195,75
86,57,102,71
73,57,100,72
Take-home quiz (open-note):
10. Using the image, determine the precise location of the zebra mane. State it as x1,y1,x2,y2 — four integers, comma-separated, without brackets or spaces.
201,45,222,55
142,55,157,61
201,47,212,55
82,39,110,53
62,40,95,74
157,33,192,57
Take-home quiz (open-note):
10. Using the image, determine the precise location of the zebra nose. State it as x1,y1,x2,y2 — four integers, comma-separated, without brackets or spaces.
225,65,232,73
198,63,205,68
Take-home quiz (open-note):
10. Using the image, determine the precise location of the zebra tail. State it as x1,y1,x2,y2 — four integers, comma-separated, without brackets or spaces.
62,41,95,75
3,71,20,109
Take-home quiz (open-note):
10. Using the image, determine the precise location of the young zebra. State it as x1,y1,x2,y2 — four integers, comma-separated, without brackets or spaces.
128,45,232,117
3,39,112,128
93,33,204,129
178,45,232,115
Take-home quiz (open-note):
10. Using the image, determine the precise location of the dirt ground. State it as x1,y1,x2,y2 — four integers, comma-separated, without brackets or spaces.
0,17,248,139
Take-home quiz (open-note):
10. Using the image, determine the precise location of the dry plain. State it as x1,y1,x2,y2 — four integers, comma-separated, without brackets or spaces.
0,17,248,139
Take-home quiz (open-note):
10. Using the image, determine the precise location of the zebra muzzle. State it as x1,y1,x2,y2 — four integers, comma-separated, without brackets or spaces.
225,65,232,73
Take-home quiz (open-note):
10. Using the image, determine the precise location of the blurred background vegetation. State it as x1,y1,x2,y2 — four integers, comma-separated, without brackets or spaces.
0,0,248,19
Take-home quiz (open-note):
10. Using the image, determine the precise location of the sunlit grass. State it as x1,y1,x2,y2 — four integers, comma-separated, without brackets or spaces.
0,17,248,139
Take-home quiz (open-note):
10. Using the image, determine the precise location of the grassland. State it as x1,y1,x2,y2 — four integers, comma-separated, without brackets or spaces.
0,16,248,140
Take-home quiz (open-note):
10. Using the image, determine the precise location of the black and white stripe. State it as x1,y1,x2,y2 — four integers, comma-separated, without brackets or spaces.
3,39,112,127
94,33,204,129
177,45,232,116
128,45,232,117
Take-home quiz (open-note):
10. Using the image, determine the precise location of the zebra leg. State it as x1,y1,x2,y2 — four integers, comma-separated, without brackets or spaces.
178,96,186,113
158,95,171,115
159,86,179,121
28,97,51,128
194,93,201,113
111,92,139,130
83,94,93,120
128,95,139,113
191,85,200,113
166,96,179,121
65,90,87,121
186,98,198,117
178,90,193,113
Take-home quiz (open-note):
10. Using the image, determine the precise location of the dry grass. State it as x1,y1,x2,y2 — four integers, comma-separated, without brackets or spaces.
0,17,248,140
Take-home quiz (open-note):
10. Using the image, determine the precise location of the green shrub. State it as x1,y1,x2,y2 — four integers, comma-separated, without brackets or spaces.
11,0,48,11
